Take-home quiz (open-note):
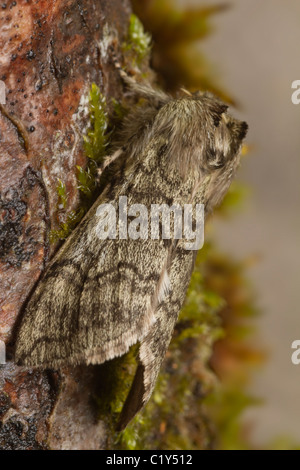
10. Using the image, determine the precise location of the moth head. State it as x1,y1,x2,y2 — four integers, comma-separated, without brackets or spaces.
192,92,248,211
161,92,247,169
158,91,248,210
148,91,248,211
190,92,248,171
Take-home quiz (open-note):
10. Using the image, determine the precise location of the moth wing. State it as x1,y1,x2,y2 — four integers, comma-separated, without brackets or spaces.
118,245,197,429
15,123,190,369
14,211,105,366
14,210,172,368
74,235,171,365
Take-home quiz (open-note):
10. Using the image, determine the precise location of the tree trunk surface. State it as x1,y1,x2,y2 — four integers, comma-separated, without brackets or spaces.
0,0,132,450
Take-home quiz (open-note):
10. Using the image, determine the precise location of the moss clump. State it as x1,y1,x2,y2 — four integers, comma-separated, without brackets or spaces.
50,178,86,243
56,179,67,209
50,84,110,242
49,209,84,244
83,83,109,164
111,98,127,123
123,14,152,65
78,83,110,198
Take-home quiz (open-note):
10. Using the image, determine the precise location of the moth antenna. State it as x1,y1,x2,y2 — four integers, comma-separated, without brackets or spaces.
108,45,137,89
109,45,169,104
97,148,124,181
180,87,192,97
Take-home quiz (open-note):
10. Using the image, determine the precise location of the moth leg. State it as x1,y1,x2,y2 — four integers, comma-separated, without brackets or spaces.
109,45,169,106
97,148,124,179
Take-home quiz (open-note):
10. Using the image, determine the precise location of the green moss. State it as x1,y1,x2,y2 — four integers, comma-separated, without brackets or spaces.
78,82,111,198
56,179,67,209
111,98,127,122
83,83,109,164
49,179,85,243
50,84,110,243
123,14,152,64
49,209,85,244
76,163,97,198
78,83,110,197
116,373,168,450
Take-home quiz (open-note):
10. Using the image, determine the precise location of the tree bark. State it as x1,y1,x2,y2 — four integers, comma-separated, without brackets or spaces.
0,0,132,450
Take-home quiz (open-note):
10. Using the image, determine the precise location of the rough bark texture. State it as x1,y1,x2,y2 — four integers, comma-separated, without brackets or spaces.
0,0,132,450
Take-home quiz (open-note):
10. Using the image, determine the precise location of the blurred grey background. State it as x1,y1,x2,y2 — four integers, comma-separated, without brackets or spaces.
191,0,300,445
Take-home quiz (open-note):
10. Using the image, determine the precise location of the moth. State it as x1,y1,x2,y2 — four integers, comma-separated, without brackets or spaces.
14,72,248,429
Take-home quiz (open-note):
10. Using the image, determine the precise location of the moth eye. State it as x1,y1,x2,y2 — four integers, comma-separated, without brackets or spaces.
239,121,248,140
209,159,225,169
206,148,225,169
213,115,222,127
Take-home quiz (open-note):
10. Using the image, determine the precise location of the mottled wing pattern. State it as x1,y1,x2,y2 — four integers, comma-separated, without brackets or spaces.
118,243,197,429
15,136,198,372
